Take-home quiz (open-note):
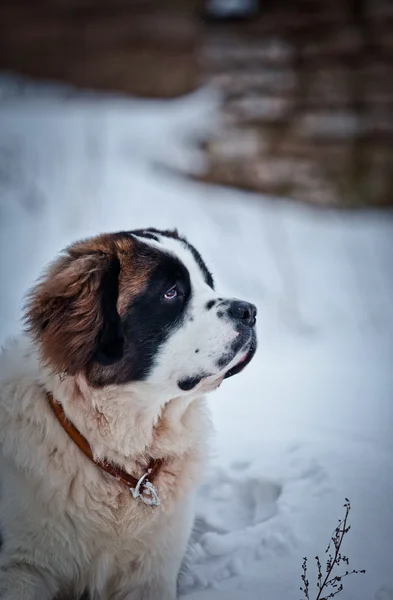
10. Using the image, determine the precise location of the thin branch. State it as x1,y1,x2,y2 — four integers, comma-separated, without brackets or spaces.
300,499,365,600
316,501,350,600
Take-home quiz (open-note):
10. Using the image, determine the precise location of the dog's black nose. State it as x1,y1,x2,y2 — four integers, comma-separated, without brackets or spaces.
228,301,257,327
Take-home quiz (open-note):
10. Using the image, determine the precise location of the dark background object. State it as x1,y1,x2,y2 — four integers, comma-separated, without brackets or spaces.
1,0,392,207
0,0,203,98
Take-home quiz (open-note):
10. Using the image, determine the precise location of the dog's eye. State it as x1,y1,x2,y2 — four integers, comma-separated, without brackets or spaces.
163,285,178,300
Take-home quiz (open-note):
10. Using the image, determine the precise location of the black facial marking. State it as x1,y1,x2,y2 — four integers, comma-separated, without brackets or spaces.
140,227,179,239
231,329,251,355
140,227,215,289
120,250,190,382
130,229,160,242
205,299,216,310
224,332,257,379
181,240,214,289
178,375,203,391
84,228,223,388
216,328,257,372
217,354,230,369
217,310,224,318
89,236,192,385
216,331,251,369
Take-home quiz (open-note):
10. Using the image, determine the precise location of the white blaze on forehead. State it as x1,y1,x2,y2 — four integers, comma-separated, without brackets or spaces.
132,233,211,292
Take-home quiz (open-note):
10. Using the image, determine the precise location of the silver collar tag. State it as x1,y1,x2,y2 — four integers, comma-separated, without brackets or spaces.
130,472,160,507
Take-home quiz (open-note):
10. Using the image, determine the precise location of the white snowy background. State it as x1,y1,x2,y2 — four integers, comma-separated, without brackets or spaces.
0,76,392,600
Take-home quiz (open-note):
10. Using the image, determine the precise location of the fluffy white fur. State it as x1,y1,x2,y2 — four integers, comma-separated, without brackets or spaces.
0,337,212,600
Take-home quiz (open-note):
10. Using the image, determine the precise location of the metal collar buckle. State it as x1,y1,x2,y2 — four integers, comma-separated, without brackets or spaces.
130,472,160,507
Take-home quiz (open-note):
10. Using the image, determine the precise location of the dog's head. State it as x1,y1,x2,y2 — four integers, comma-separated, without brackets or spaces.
26,229,257,399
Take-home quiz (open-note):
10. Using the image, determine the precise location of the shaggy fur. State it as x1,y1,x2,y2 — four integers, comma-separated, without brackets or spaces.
0,229,256,600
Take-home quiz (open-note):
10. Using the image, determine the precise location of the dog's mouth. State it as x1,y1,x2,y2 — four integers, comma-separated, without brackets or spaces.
224,334,257,379
178,332,257,393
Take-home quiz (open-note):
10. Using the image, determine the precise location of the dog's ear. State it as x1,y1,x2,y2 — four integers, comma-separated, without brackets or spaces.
25,249,123,375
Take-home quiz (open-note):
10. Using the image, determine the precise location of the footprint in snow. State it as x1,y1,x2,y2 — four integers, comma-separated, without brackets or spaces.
179,449,327,595
195,466,282,535
178,465,284,594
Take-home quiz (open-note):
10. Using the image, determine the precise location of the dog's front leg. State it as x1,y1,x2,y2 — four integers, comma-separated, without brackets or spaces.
0,560,58,600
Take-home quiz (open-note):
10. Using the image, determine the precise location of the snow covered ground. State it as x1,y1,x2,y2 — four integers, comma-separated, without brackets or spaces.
0,76,392,600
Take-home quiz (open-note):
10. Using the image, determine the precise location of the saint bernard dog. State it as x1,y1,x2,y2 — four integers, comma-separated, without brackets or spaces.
0,228,257,600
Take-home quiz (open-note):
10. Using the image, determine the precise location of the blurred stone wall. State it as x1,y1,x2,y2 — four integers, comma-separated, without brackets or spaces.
198,0,393,207
0,0,392,207
0,0,202,98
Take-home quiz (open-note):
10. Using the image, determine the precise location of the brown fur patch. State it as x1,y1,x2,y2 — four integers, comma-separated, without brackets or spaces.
25,233,151,376
26,251,112,375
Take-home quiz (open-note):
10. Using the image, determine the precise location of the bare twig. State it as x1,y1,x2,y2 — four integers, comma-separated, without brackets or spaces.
300,499,365,600
301,556,310,600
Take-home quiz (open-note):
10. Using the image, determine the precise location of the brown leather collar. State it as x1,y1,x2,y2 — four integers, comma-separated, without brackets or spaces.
47,392,163,507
